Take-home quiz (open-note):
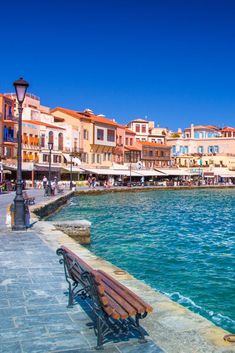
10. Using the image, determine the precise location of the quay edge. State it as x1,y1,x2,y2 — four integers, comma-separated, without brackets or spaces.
30,190,235,353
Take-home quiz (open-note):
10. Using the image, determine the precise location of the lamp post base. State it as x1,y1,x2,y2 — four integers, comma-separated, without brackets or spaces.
12,197,26,231
12,224,27,231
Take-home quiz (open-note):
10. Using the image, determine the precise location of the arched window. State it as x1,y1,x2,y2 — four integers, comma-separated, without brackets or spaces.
58,133,63,150
49,131,54,145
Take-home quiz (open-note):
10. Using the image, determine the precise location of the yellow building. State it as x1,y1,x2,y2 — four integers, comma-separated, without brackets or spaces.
51,107,118,167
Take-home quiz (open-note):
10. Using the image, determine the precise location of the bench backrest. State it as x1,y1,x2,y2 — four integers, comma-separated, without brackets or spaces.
57,246,110,312
57,246,153,320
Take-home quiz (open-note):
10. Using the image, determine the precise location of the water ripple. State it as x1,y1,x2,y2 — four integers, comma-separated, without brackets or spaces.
50,189,235,333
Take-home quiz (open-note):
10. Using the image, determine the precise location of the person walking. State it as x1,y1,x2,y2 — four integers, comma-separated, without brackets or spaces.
42,176,47,189
91,176,96,188
88,175,92,188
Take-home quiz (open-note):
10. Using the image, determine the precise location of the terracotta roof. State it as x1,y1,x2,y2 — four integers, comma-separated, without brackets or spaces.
138,141,170,148
51,107,118,127
221,127,235,132
125,145,141,151
22,120,66,130
125,128,136,135
88,114,118,127
50,107,90,121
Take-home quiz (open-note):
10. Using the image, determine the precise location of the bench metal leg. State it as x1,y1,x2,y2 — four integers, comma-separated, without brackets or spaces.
95,316,104,350
135,314,147,343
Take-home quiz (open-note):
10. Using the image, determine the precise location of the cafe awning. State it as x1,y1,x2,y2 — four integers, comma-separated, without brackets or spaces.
81,168,141,176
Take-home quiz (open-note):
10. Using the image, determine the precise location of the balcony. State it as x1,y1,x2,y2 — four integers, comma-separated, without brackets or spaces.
4,136,17,143
4,114,18,123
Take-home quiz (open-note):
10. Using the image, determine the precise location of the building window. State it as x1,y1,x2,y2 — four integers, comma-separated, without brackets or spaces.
97,129,104,141
97,154,101,163
107,129,115,142
5,147,12,158
108,153,111,161
92,154,95,163
83,129,89,140
208,146,213,153
125,137,128,145
58,133,63,150
43,154,48,162
49,131,54,145
4,104,7,120
142,125,146,133
130,138,133,145
149,150,153,157
119,136,122,145
198,146,204,154
136,124,140,133
74,138,78,152
214,145,219,153
172,145,176,154
41,134,45,148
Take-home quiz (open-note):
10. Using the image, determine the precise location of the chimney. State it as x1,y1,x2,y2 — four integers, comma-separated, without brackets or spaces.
191,124,194,138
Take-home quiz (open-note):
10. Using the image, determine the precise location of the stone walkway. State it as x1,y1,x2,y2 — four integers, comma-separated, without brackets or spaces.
0,191,164,353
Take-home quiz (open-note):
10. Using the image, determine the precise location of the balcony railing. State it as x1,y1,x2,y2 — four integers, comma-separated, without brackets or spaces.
4,136,17,143
4,114,18,122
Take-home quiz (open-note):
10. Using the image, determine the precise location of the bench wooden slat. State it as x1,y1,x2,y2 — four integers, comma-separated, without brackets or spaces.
98,271,146,315
97,270,153,314
61,246,152,319
103,295,129,320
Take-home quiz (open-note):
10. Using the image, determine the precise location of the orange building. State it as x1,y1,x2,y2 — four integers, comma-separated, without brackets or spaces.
0,94,17,160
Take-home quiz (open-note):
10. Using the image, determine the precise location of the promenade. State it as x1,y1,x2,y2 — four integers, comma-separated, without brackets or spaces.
0,189,234,353
0,190,164,353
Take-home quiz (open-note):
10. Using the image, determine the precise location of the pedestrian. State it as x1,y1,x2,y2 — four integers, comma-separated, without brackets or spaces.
91,176,96,188
51,180,56,196
42,176,47,189
88,175,92,188
141,176,145,186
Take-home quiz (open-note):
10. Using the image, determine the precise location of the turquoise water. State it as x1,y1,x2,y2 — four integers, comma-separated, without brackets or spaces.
50,189,235,333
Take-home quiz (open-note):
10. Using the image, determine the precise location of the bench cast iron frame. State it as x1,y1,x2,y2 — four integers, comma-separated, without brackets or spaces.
57,247,148,350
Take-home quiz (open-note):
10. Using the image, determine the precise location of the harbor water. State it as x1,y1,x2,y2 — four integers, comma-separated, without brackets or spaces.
50,189,235,333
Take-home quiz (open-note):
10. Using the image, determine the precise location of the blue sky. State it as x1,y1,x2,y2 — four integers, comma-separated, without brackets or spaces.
1,0,235,130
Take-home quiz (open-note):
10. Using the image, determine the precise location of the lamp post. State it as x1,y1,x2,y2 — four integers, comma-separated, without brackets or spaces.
12,78,29,231
70,154,73,190
48,142,53,195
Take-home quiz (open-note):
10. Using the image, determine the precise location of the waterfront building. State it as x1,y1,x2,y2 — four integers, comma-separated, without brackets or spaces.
138,141,171,168
167,124,235,170
113,124,125,164
127,118,166,144
51,107,118,168
0,94,17,160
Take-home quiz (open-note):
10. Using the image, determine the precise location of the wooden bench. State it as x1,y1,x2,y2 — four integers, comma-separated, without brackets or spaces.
57,246,153,350
22,191,35,205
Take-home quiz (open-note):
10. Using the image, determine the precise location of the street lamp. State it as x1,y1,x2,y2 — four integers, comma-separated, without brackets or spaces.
48,142,53,195
12,78,29,231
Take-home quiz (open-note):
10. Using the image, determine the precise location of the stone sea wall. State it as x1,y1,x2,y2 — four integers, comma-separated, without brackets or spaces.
30,189,235,352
